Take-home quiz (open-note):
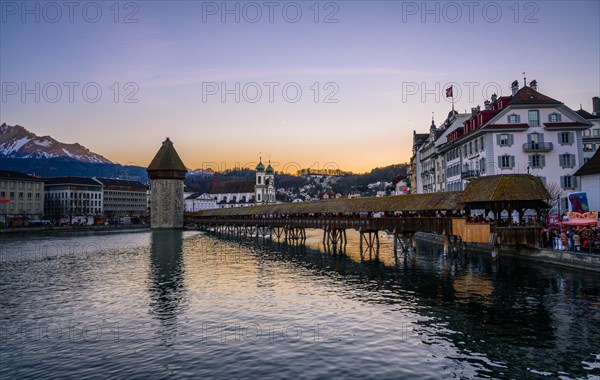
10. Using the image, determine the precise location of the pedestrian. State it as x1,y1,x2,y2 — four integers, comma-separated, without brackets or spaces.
573,232,581,252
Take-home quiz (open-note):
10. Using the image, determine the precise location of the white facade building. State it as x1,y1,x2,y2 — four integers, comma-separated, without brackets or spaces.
412,81,595,210
44,177,104,218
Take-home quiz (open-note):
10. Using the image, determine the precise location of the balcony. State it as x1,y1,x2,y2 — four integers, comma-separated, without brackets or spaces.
461,170,480,179
522,142,553,152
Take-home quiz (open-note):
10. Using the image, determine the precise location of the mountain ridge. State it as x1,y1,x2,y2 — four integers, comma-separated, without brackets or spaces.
0,123,112,163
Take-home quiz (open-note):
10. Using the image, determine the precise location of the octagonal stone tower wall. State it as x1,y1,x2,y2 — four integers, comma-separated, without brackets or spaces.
147,138,187,229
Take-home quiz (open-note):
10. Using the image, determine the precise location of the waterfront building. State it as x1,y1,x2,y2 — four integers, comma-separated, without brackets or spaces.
184,192,218,212
147,138,187,229
0,170,45,223
412,80,595,209
576,96,600,164
574,149,600,212
44,176,103,219
95,178,148,218
408,131,428,193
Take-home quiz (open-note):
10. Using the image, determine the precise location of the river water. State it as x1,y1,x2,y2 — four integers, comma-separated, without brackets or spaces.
1,229,599,379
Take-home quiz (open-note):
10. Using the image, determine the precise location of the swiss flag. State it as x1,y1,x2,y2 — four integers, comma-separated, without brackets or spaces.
445,86,453,98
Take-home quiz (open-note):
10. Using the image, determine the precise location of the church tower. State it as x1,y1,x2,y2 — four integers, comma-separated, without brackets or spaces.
265,161,275,204
255,158,266,204
147,138,187,229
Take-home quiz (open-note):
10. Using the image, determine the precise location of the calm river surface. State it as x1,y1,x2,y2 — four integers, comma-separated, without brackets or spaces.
1,229,599,379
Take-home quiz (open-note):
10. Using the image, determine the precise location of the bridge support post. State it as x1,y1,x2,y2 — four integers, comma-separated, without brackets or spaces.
323,227,347,253
359,229,379,260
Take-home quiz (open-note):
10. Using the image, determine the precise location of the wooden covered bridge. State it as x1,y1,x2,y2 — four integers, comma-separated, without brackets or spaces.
185,175,550,258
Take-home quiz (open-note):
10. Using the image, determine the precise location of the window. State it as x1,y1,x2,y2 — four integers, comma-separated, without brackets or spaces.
561,175,577,189
498,155,515,169
9,181,14,189
480,136,485,150
548,113,561,122
583,129,591,137
508,114,521,123
18,192,23,199
497,134,513,146
559,154,576,168
528,110,540,126
479,158,486,173
584,143,594,152
35,183,41,190
474,139,478,152
594,129,600,137
558,132,573,145
529,154,545,168
257,176,262,184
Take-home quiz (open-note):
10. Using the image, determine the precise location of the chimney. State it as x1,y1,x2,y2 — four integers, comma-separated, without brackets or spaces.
593,96,600,116
484,100,491,110
511,80,519,96
471,107,478,116
491,93,497,103
529,79,538,90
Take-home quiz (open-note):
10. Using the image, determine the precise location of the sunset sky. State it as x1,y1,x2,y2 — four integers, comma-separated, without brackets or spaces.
1,1,599,173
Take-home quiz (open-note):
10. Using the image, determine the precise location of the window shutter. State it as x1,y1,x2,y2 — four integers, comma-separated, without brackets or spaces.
569,132,574,144
539,133,544,143
560,176,565,188
540,155,545,168
508,134,514,146
496,135,501,145
516,115,521,123
509,156,515,168
497,156,502,168
573,177,578,188
559,155,564,167
528,155,532,167
527,134,532,144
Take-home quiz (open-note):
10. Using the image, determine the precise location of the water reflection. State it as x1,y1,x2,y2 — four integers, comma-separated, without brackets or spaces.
149,230,186,345
210,230,600,378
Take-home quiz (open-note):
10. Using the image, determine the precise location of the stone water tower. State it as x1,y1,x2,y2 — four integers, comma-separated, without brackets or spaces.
147,138,187,229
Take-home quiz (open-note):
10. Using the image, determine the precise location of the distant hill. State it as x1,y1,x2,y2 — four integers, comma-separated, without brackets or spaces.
0,123,112,163
0,157,150,183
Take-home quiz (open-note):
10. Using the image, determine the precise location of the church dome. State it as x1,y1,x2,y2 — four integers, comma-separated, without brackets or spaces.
256,160,265,171
266,162,274,174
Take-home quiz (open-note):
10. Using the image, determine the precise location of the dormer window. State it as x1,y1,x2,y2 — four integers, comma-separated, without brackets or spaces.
508,114,520,123
548,113,562,122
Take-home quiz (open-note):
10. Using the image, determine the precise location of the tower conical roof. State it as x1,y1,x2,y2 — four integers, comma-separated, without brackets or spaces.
147,138,187,180
266,161,274,174
256,160,265,171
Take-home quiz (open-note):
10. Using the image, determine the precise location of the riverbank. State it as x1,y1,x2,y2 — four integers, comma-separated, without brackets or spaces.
0,224,150,236
415,232,600,272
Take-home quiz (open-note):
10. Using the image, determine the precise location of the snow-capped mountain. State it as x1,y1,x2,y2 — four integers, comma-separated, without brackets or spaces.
0,123,112,163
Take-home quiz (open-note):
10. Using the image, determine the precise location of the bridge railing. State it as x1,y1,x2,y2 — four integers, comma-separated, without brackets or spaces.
189,216,453,235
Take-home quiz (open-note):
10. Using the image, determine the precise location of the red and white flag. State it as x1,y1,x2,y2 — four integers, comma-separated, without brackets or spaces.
445,86,453,98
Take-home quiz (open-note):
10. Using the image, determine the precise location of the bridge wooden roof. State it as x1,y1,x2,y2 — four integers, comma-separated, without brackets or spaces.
194,191,464,217
191,174,550,217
